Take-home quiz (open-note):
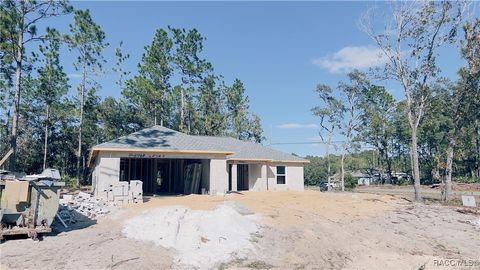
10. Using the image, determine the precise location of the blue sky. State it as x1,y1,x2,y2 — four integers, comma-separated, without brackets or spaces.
37,1,470,157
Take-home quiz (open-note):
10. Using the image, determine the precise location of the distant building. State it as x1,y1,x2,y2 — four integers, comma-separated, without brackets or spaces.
328,170,410,187
350,171,374,186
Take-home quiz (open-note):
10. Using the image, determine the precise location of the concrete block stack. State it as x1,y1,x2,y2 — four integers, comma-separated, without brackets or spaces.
101,180,143,206
129,180,143,204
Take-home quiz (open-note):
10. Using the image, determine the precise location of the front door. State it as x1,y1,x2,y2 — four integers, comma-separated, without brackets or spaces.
237,164,249,191
228,164,232,191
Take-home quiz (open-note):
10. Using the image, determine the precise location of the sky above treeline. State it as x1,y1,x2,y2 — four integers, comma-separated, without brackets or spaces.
35,1,474,157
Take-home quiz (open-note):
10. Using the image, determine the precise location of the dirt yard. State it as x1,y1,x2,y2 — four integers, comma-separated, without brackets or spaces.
355,184,480,203
1,190,479,269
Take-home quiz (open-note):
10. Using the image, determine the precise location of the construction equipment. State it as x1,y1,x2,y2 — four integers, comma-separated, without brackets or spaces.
0,168,64,240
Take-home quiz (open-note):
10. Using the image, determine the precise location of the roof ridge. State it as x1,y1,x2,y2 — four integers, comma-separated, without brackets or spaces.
193,134,237,139
97,125,184,146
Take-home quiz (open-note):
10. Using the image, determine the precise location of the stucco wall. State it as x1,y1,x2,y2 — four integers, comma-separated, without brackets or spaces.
209,158,228,195
226,161,305,192
268,163,304,191
92,150,304,197
231,164,238,191
94,157,120,198
248,164,267,191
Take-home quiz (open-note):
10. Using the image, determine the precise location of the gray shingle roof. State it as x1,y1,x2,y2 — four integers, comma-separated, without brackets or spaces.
94,125,307,162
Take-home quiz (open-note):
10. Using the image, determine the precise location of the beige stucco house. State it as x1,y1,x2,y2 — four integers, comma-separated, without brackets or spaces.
89,125,308,197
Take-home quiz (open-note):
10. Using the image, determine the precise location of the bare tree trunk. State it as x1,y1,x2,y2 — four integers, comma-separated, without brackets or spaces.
154,113,157,126
410,125,422,201
10,61,22,172
340,153,345,191
76,60,86,188
385,151,393,180
43,105,49,170
180,88,185,131
187,109,191,134
326,132,332,191
476,121,480,177
10,13,25,171
444,135,457,201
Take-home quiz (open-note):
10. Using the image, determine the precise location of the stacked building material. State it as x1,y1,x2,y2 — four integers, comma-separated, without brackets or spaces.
129,180,143,204
101,181,143,206
183,163,202,194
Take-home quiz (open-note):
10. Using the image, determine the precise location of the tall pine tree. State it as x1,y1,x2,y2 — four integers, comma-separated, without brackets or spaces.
0,0,71,170
225,79,250,140
35,28,69,170
123,29,173,127
65,9,108,186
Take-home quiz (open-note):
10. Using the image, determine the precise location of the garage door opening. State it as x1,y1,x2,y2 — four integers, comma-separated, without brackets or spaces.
119,158,209,195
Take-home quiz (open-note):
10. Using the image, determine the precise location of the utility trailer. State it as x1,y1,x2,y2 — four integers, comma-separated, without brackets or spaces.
0,169,64,240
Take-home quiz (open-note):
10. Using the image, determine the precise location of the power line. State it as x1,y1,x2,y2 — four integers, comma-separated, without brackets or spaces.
269,141,377,151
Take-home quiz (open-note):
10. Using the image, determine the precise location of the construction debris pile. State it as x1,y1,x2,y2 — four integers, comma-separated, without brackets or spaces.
58,192,111,222
57,181,144,226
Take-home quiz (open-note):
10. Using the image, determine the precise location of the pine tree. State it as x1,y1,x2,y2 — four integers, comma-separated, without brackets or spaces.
225,79,250,140
35,28,69,170
123,29,173,127
65,9,108,186
248,113,264,143
197,75,225,136
170,27,212,133
0,0,71,170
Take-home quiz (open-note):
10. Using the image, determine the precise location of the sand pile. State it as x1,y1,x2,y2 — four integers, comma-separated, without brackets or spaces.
122,203,259,268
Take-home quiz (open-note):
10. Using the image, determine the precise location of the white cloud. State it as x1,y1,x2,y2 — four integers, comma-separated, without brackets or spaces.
312,45,387,73
276,123,319,129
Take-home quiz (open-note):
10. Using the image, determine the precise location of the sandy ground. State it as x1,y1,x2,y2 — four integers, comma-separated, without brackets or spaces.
354,184,480,202
1,190,479,270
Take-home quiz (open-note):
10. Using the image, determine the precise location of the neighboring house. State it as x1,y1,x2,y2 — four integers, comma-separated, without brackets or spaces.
351,171,374,186
327,175,340,190
389,172,410,185
327,170,411,187
328,171,374,186
89,125,308,197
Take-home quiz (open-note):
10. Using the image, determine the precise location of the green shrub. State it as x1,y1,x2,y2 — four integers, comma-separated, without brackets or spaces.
453,176,480,183
63,175,77,187
344,173,357,190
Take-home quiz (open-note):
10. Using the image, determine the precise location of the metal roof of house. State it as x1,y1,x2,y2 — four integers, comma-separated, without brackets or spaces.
92,125,307,163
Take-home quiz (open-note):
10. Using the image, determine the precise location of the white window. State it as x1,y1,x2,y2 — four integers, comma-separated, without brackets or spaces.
277,166,286,184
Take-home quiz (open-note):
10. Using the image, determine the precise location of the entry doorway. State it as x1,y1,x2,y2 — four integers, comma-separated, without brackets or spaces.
237,164,249,191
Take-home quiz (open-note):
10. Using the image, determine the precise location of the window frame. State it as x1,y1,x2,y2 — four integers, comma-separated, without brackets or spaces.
276,165,286,185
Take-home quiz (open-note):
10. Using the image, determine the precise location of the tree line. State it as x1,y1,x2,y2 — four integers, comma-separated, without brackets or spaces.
0,0,263,186
310,1,479,201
